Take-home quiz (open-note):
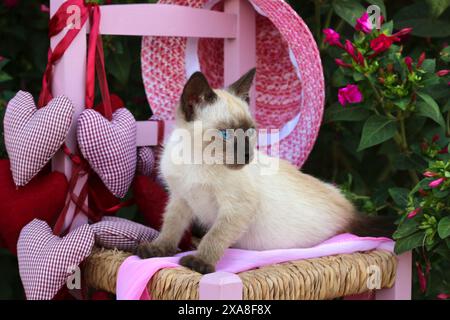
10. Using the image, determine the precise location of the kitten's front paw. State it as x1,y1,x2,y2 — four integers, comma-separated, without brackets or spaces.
179,255,215,274
135,242,175,259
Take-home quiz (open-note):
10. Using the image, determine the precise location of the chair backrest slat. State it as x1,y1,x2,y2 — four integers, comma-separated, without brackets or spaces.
98,4,237,38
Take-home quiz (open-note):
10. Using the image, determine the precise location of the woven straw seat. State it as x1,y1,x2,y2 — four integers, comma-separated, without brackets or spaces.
84,248,397,300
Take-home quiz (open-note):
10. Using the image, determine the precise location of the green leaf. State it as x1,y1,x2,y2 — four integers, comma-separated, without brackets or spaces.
393,3,450,38
388,187,409,208
421,59,436,73
396,19,450,38
393,219,418,240
393,98,410,111
107,48,131,86
416,93,446,129
438,216,450,239
0,59,9,70
353,72,365,82
380,20,393,34
0,72,12,83
393,153,427,171
443,100,450,113
425,0,450,18
441,46,450,63
432,188,449,198
324,104,372,122
331,69,351,87
394,231,424,254
357,115,397,151
424,83,450,100
332,0,366,26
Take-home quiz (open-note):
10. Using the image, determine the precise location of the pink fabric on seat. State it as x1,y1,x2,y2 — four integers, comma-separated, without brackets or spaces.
116,233,394,300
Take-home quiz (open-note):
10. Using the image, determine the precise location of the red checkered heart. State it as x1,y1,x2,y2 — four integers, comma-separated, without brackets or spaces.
136,146,155,176
91,216,159,252
77,108,137,198
3,91,74,186
17,219,95,300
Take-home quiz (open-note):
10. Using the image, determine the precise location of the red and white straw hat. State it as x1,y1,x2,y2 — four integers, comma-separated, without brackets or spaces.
141,0,324,168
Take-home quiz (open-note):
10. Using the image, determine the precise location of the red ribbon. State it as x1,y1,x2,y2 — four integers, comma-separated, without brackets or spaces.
39,0,89,108
46,1,122,235
85,4,113,120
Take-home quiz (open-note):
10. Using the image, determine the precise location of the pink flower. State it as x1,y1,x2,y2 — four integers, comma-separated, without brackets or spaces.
432,134,440,142
416,262,427,293
355,12,372,33
438,146,448,154
421,142,429,152
323,29,342,47
40,4,49,13
343,40,364,66
338,85,363,106
423,171,438,178
418,189,428,197
356,51,365,66
392,27,413,39
335,58,352,68
370,34,399,55
417,52,426,68
344,39,355,57
437,293,450,300
429,177,445,188
407,208,421,219
405,56,413,73
436,69,450,77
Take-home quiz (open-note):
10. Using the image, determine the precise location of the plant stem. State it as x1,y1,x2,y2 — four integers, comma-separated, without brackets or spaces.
399,115,408,151
314,0,322,41
447,111,450,136
323,6,333,31
396,114,420,185
319,6,334,51
366,74,385,113
335,18,345,33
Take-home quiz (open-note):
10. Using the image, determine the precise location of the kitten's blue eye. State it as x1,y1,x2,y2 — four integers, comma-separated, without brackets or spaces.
247,128,256,136
219,129,232,140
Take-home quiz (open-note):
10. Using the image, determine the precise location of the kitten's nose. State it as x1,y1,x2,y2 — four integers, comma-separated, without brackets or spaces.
244,137,253,164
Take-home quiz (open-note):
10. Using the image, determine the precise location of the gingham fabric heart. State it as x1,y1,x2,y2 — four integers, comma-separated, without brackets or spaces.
17,219,95,300
136,146,155,176
77,108,137,198
4,91,74,186
91,216,159,252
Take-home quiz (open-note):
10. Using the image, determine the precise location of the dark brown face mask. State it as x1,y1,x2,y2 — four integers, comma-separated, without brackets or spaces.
220,128,256,169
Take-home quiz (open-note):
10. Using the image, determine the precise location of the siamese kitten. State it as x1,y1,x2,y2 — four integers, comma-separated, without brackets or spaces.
136,69,392,274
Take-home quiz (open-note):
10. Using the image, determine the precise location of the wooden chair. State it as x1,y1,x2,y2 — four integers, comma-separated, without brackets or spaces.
48,0,412,300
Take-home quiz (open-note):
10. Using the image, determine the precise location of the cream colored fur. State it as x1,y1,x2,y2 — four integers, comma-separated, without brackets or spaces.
136,71,358,273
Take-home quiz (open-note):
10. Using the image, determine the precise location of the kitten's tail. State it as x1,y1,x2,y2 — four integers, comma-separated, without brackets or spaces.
348,213,396,238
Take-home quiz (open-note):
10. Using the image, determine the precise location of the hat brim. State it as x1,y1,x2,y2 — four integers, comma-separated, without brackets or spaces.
141,0,324,167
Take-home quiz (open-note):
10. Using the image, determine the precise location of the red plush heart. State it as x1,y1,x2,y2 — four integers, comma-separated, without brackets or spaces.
95,93,124,116
0,159,68,255
133,175,192,250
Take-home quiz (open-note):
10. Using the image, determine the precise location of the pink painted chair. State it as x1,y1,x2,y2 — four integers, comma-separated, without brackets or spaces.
49,0,412,300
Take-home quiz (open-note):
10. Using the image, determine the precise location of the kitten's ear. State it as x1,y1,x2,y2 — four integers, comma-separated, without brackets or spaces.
228,68,256,103
180,72,217,122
